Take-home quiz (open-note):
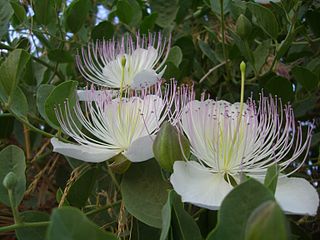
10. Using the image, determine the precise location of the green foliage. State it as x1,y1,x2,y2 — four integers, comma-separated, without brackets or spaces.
247,3,279,40
264,164,279,195
0,49,30,104
16,211,50,240
149,0,179,27
117,0,142,27
0,0,13,38
0,145,26,207
121,160,169,228
66,166,97,208
245,201,289,240
160,190,202,240
207,179,275,240
65,0,90,33
46,207,118,240
44,80,78,128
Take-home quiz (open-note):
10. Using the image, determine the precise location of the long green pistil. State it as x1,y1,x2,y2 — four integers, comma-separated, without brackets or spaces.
225,61,246,168
239,61,246,116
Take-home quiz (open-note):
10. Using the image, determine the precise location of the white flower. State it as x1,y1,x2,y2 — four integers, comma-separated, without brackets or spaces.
170,96,319,215
51,82,176,163
76,32,170,90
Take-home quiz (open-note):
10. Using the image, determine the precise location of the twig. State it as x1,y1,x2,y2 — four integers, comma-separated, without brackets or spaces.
23,124,31,160
0,221,49,233
199,61,227,83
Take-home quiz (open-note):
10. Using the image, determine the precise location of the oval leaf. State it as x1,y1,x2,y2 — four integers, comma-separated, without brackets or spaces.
47,207,118,240
207,179,274,240
44,80,78,129
0,145,26,207
121,160,169,228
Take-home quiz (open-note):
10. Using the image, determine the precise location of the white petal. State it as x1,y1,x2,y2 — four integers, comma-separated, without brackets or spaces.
170,161,232,210
275,177,319,216
123,135,155,162
130,70,159,90
51,138,120,163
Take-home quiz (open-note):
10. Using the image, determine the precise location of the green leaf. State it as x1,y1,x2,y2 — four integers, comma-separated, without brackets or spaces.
264,164,279,195
160,190,175,240
10,1,27,25
131,220,161,240
16,211,49,240
245,201,289,240
0,49,30,103
121,160,169,228
65,0,90,33
116,0,142,26
140,13,158,34
44,80,78,129
0,145,26,207
46,207,118,240
163,62,181,80
207,179,274,240
253,40,271,73
67,167,97,208
91,21,114,41
10,87,29,118
166,46,183,67
33,0,55,26
0,0,13,38
210,0,231,15
48,49,74,63
264,76,294,103
172,192,202,240
160,190,202,240
247,3,279,40
36,84,54,120
292,66,319,92
229,31,254,64
149,0,179,28
198,40,219,64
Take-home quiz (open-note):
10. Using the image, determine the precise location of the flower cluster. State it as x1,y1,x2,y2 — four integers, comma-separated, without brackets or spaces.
51,32,319,216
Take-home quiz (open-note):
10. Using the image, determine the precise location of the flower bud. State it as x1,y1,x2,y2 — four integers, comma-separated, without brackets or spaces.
121,55,126,67
236,14,252,39
108,154,131,174
153,122,190,172
2,172,17,190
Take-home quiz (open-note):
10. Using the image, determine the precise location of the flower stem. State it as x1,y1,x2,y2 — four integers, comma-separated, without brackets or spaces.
8,189,20,224
85,200,121,216
0,221,50,233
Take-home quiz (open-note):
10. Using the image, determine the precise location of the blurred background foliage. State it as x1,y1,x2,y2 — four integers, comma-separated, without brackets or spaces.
0,0,319,239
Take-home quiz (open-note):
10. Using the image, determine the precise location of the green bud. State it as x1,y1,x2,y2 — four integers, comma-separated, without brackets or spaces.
153,122,190,172
240,61,246,74
121,55,126,67
2,172,17,190
108,154,131,174
236,14,252,39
